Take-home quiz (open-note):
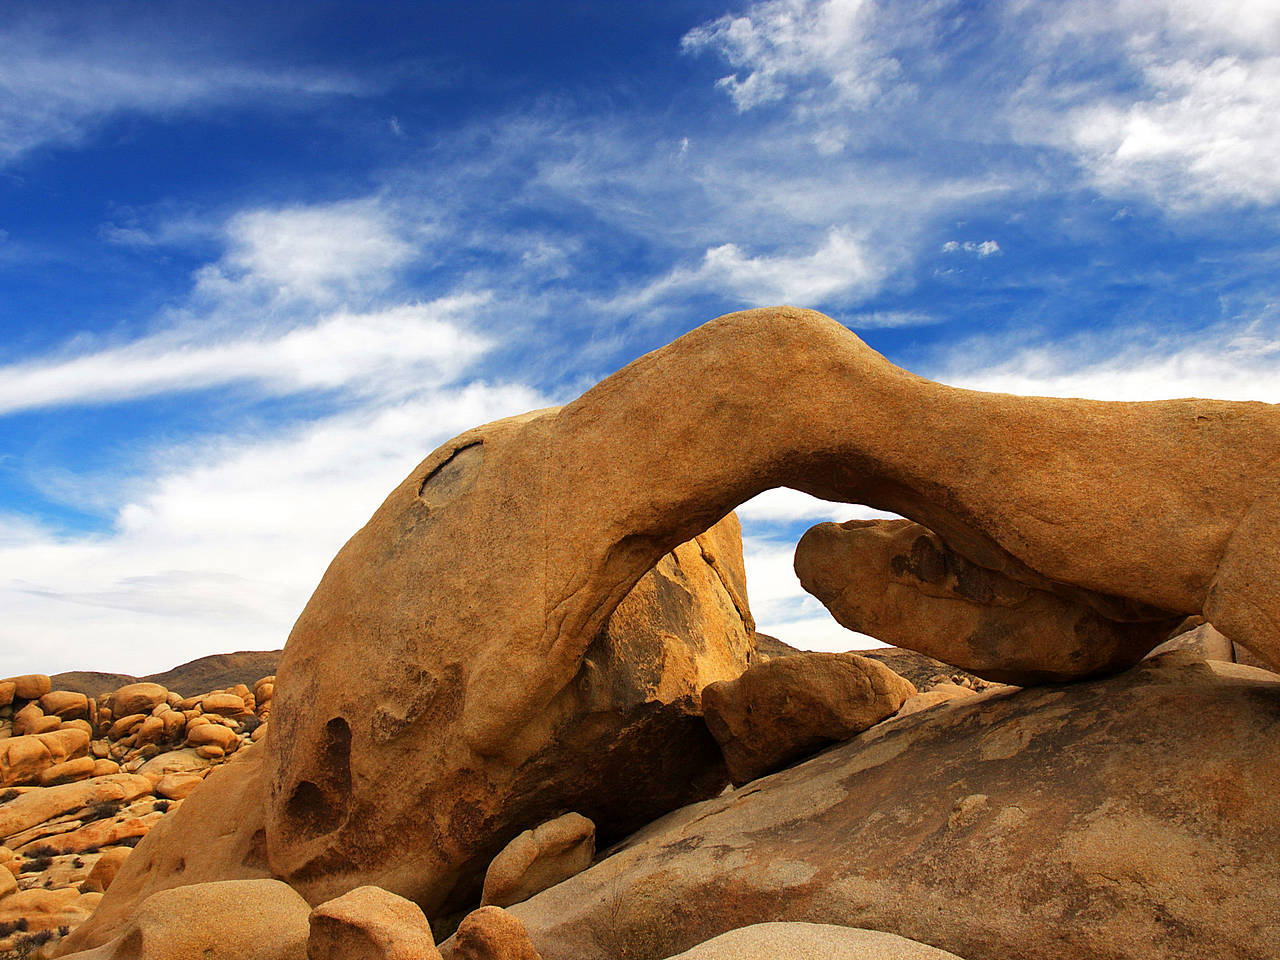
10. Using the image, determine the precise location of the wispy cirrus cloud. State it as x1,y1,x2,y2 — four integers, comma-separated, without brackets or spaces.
0,13,365,165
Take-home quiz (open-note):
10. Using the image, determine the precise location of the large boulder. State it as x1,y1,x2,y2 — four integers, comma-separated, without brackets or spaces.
308,885,441,960
481,814,595,909
505,654,1280,960
56,879,310,960
0,727,90,788
795,519,1180,684
267,507,754,914
701,652,915,785
662,923,966,959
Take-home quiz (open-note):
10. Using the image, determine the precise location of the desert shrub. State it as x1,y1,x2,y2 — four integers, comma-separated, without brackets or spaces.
152,799,171,813
84,801,118,822
24,855,53,873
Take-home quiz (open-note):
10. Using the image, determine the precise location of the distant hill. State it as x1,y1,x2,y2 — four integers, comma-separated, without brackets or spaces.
51,649,282,699
754,631,992,691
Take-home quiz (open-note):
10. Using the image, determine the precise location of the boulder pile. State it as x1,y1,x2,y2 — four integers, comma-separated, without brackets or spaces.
0,671,275,957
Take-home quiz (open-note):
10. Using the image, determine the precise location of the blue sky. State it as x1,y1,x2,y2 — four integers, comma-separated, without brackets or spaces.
4,0,1280,675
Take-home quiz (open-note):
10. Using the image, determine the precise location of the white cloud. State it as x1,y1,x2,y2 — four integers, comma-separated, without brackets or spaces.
0,22,361,164
934,324,1280,402
942,239,1000,257
613,226,886,311
682,0,902,112
0,298,489,416
0,380,546,677
1013,0,1280,207
206,200,417,303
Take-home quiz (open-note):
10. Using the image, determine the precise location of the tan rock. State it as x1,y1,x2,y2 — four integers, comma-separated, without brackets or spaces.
46,306,1280,945
12,701,47,736
40,691,91,721
894,683,981,719
0,863,14,899
701,652,915,785
194,745,225,760
481,813,595,908
0,773,151,841
663,923,965,959
506,653,1280,960
91,759,121,777
200,693,247,717
795,519,1181,684
54,746,274,955
5,675,51,701
154,773,205,801
0,682,14,710
1147,621,1236,661
134,715,166,746
0,886,97,935
107,714,147,741
136,748,213,782
17,809,164,856
0,727,90,788
110,684,168,719
450,906,541,960
38,755,98,786
308,885,441,960
59,878,309,960
186,723,236,751
82,847,133,894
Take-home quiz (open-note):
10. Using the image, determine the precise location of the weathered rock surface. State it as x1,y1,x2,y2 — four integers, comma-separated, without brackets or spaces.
57,878,309,960
266,507,754,915
795,519,1183,683
37,306,1280,951
448,906,542,960
308,885,441,960
662,922,966,959
1147,620,1235,661
108,685,168,720
481,814,595,909
506,654,1280,960
701,653,915,785
0,728,90,788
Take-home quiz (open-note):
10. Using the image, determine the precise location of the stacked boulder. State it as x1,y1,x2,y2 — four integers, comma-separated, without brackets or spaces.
0,672,276,958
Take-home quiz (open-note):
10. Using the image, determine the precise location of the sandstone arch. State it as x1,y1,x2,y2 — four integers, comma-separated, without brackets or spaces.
57,306,1280,953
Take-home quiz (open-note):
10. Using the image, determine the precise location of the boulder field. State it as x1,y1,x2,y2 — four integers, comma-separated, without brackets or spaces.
3,305,1273,959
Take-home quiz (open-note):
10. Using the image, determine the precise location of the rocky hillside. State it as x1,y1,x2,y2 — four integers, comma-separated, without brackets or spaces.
0,669,274,957
49,651,281,701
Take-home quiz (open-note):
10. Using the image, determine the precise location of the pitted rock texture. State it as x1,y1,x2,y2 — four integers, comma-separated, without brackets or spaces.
663,922,966,959
55,878,310,960
308,885,441,960
448,906,543,960
506,653,1280,960
701,653,915,785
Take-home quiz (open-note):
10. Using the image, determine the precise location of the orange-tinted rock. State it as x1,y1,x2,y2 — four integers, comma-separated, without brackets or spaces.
82,847,134,894
0,887,97,936
663,923,965,959
701,652,915,785
155,772,205,801
38,755,98,786
111,683,168,719
308,885,441,960
107,714,147,741
59,878,309,960
54,747,272,955
19,810,164,857
0,773,151,841
0,727,90,788
0,682,14,710
481,813,595,908
40,691,91,721
186,723,237,751
5,675,51,701
201,693,247,717
507,654,1280,960
449,906,542,960
795,519,1181,684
